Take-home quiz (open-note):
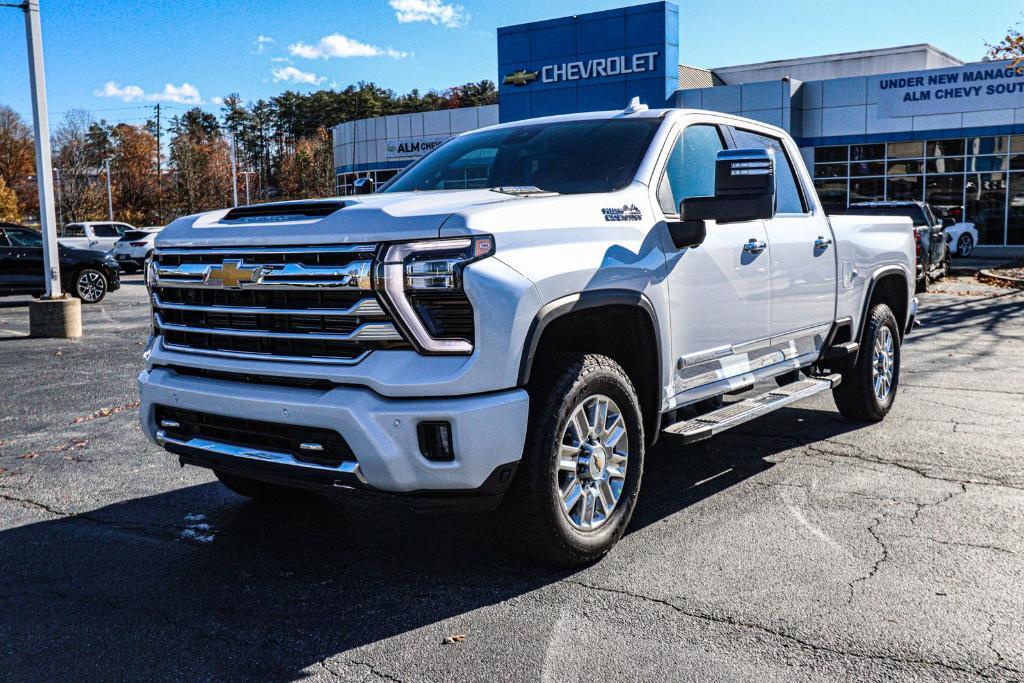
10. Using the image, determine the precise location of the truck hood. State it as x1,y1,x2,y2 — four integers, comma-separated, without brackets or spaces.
155,190,519,248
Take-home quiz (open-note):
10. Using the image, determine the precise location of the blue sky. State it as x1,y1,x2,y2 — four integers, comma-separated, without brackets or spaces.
0,0,1019,126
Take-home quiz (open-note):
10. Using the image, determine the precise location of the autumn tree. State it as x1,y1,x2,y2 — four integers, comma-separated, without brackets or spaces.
0,105,36,219
110,123,159,225
278,128,334,200
168,109,233,214
988,18,1024,71
0,176,19,222
52,110,107,223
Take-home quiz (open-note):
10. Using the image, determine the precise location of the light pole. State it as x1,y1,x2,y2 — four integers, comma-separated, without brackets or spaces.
4,0,81,337
54,166,62,228
241,170,255,205
103,157,113,220
229,135,239,207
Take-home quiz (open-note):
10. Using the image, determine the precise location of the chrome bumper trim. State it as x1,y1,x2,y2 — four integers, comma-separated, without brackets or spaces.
155,430,365,482
159,338,371,365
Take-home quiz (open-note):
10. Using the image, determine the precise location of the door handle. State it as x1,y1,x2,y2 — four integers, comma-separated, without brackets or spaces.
814,236,833,250
742,239,767,254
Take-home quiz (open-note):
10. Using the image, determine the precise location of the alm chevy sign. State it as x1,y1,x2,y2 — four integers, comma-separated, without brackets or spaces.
384,135,450,160
877,62,1024,118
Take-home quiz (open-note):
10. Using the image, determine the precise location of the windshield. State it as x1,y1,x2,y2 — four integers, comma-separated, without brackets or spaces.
383,118,662,195
6,229,42,247
843,204,927,226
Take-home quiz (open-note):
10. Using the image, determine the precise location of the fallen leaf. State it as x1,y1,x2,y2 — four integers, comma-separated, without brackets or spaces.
17,453,39,460
442,634,467,644
72,401,140,424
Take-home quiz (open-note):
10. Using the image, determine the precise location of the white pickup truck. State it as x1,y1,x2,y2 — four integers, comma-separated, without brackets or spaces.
139,104,917,565
59,221,135,254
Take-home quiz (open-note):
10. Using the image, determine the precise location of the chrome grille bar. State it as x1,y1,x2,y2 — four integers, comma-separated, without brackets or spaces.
154,260,372,290
155,244,375,256
151,294,385,318
154,314,403,342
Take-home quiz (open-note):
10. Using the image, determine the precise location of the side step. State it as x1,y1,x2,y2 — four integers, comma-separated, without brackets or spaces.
824,341,859,359
663,375,842,444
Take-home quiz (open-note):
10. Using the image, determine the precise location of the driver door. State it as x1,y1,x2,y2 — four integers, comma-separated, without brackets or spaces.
654,122,772,403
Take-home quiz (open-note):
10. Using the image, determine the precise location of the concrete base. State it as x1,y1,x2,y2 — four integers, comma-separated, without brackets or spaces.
29,296,82,339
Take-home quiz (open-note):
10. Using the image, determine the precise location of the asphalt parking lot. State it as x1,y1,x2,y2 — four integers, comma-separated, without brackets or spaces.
1,274,1023,682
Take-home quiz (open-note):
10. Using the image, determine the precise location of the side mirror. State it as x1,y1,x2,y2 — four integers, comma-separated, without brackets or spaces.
353,177,375,195
681,148,777,225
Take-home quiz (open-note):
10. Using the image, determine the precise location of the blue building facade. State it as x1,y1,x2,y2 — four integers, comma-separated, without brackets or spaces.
497,2,679,122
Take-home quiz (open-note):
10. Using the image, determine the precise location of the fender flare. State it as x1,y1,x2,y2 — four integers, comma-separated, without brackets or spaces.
857,265,912,342
517,289,663,387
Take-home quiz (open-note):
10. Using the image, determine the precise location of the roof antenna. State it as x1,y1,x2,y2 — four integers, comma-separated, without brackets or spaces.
624,96,648,114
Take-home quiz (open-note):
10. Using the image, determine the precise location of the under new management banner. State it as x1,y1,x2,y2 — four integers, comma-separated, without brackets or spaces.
876,61,1024,118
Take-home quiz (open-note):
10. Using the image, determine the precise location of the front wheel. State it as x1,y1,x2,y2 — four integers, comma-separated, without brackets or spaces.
73,268,108,303
505,353,645,566
956,233,974,258
833,303,901,422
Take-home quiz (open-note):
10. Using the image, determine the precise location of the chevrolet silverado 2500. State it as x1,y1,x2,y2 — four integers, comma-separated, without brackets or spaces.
139,104,917,565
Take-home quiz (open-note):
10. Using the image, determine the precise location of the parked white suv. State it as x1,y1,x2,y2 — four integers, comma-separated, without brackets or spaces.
112,227,162,272
139,105,917,565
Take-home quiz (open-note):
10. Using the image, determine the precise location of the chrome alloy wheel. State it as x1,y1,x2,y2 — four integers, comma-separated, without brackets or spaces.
557,394,629,532
872,325,895,401
957,234,973,257
76,270,106,303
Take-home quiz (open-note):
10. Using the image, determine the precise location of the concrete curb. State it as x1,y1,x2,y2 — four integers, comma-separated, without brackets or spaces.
977,268,1024,289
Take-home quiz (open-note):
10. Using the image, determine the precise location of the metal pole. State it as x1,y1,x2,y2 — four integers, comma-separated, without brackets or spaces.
54,166,62,228
241,170,253,205
20,0,61,297
103,157,113,220
229,135,238,207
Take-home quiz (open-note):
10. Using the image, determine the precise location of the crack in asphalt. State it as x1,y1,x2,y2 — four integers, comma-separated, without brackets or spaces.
321,658,403,682
561,579,1008,679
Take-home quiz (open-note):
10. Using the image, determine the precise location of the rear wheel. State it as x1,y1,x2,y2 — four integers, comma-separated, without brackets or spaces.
833,303,901,422
73,268,108,303
215,471,307,502
505,353,644,566
956,233,974,257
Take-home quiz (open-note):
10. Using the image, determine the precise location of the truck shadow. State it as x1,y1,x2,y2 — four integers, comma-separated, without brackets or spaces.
0,406,863,680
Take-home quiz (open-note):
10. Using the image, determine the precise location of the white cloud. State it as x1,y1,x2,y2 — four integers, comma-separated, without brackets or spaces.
388,0,467,28
255,34,275,54
211,96,225,106
270,56,292,63
288,33,408,60
271,66,326,86
94,80,203,104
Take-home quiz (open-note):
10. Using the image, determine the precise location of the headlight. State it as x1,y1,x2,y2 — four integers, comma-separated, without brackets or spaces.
380,235,494,354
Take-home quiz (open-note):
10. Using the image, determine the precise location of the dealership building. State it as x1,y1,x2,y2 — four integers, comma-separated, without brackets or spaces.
334,1,1024,249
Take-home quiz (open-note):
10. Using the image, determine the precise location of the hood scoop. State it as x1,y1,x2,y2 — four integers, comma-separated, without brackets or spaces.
219,201,348,225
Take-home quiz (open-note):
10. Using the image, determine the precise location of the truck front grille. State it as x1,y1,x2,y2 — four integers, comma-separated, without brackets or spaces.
151,245,411,364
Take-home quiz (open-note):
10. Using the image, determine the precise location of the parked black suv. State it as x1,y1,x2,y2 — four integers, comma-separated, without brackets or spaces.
0,225,121,303
842,202,950,292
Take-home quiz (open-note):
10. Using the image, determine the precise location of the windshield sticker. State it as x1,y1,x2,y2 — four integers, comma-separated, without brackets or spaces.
602,204,643,222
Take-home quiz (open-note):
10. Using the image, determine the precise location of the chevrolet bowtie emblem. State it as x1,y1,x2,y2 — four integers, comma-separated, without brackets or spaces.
503,69,538,87
203,260,266,288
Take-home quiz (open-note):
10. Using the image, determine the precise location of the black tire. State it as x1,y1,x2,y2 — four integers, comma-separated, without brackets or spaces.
915,269,929,294
73,268,108,303
215,470,306,502
504,353,645,567
956,233,974,258
833,303,901,422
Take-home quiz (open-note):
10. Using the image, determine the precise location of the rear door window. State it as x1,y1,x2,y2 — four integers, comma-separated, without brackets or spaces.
730,128,808,214
63,224,85,237
93,224,120,238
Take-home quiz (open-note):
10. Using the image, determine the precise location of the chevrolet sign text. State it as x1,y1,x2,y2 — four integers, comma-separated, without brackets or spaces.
541,52,658,84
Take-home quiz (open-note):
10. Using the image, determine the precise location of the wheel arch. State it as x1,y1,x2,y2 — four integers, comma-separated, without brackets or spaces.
859,266,911,343
519,290,664,445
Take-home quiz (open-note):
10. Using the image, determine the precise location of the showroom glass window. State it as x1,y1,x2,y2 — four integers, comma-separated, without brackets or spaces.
657,124,725,215
809,134,1022,245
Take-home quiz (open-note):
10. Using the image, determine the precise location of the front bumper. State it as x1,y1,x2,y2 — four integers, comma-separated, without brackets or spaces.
138,366,529,508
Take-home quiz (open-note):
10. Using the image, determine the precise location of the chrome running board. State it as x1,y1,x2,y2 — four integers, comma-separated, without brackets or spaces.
663,375,841,444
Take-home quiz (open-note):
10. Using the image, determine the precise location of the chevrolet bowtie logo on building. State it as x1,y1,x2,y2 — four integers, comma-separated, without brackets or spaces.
503,69,539,87
203,260,268,288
